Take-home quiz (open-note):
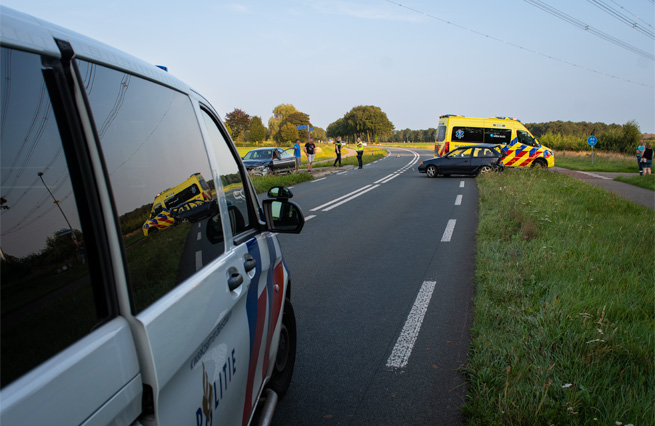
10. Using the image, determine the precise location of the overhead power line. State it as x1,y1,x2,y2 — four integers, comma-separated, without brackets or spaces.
588,0,654,38
524,0,654,60
383,0,654,88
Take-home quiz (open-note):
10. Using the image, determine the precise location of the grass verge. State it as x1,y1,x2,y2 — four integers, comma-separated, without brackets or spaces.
615,174,655,191
555,150,639,173
465,169,654,425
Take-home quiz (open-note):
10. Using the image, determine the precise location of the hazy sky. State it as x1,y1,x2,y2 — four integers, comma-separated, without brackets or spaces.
2,0,654,133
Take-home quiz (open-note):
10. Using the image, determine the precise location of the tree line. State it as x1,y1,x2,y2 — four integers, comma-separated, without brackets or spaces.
224,105,646,153
224,104,395,146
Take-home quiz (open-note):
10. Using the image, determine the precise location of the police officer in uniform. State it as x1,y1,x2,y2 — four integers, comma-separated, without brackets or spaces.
333,136,342,167
356,137,364,169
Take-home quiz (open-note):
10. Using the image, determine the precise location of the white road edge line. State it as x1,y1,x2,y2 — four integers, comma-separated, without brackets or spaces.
305,215,317,221
460,181,465,188
441,219,456,242
578,171,612,180
455,194,463,206
386,280,437,369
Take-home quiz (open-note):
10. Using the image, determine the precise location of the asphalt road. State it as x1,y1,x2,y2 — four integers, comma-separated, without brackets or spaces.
271,147,478,425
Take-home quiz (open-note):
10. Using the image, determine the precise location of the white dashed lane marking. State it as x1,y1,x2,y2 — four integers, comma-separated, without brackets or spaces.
441,219,456,242
386,280,437,369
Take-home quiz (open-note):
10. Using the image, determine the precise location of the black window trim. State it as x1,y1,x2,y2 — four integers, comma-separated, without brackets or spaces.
42,39,119,321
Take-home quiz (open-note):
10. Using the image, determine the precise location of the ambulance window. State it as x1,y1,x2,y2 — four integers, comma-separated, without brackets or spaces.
452,127,483,143
200,109,255,242
77,60,221,313
1,48,107,387
517,130,538,147
484,128,512,144
436,125,447,142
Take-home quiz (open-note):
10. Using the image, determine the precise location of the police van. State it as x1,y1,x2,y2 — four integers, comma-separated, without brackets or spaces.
0,6,304,425
435,115,555,168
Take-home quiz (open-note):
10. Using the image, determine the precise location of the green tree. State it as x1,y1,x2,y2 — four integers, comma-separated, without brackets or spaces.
268,104,299,142
343,105,394,143
249,116,267,144
225,108,251,141
278,122,298,143
311,127,326,141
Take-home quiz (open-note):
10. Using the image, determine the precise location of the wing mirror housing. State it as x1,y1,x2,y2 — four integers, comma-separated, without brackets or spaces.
262,187,304,234
267,186,293,199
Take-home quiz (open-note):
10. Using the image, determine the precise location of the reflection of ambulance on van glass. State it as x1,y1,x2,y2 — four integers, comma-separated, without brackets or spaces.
142,172,212,236
435,115,555,168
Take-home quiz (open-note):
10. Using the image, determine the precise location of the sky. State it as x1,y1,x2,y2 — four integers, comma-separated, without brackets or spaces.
1,0,654,133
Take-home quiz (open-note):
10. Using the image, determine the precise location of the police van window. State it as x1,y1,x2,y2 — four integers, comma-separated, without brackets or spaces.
484,128,512,144
76,60,222,313
200,109,254,239
452,127,483,143
0,48,104,387
436,125,447,142
517,130,538,147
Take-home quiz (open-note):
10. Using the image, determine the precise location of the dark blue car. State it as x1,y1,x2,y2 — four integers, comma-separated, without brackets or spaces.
418,144,504,178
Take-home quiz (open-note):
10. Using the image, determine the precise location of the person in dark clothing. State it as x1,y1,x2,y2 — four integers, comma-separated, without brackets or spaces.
641,142,653,175
333,136,342,167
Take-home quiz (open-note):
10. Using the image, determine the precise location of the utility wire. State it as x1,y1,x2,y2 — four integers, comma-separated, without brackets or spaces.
524,0,654,60
383,0,654,88
587,0,653,38
598,0,654,30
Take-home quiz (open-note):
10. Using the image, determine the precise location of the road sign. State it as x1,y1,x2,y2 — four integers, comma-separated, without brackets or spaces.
587,136,597,146
296,125,308,130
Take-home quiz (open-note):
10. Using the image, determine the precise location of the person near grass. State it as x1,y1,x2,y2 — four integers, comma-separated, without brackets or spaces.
641,142,653,176
304,137,316,172
356,137,364,169
293,139,302,171
636,139,646,175
333,136,342,167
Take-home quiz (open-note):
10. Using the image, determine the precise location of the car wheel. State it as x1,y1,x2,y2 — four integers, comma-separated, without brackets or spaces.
531,159,547,168
478,165,493,175
426,165,438,178
268,300,296,396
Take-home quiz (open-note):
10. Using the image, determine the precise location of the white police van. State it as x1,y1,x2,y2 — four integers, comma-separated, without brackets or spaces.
0,6,304,425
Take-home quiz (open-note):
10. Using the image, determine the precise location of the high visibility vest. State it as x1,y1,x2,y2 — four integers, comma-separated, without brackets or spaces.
356,141,363,150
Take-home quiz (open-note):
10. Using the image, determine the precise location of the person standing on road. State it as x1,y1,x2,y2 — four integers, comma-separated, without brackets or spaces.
356,137,364,169
641,142,653,176
293,139,302,172
333,136,342,167
304,137,316,172
636,139,646,176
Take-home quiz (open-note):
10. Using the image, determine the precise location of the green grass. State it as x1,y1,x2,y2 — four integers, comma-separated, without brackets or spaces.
465,169,654,425
615,174,655,191
555,150,638,173
251,172,314,194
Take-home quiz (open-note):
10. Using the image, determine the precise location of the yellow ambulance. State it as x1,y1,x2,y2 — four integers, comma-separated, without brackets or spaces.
142,172,212,235
435,115,555,168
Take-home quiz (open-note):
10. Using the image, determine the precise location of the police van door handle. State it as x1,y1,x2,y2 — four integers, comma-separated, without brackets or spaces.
244,254,257,272
228,268,243,291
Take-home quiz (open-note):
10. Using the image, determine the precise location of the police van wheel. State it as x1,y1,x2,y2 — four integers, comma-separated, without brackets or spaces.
531,159,547,168
268,300,297,396
426,165,438,178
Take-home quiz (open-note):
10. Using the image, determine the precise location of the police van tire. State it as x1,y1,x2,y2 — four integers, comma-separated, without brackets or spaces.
426,165,438,178
531,159,547,168
268,300,297,396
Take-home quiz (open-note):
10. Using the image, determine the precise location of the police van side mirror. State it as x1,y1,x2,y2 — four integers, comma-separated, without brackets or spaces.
262,199,304,234
267,186,293,199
